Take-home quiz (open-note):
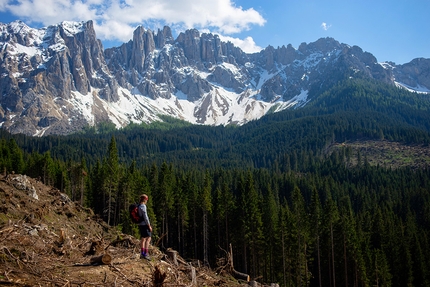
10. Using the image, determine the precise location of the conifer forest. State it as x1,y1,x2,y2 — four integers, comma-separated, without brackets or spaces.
1,79,430,286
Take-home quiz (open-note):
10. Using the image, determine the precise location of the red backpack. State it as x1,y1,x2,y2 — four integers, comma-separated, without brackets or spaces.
129,203,144,223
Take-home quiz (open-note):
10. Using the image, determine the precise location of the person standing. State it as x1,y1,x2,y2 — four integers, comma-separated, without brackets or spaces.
138,194,152,260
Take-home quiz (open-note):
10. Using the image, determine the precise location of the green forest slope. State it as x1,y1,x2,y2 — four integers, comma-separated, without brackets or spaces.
0,79,430,287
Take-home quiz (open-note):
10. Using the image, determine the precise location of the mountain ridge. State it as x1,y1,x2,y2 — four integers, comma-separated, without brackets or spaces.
1,20,429,136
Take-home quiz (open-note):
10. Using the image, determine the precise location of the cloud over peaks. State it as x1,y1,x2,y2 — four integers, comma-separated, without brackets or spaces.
0,0,266,50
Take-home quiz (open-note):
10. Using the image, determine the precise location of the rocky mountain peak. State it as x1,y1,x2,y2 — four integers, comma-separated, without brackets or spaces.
391,58,430,91
0,20,429,136
0,20,119,135
298,37,341,55
155,26,174,48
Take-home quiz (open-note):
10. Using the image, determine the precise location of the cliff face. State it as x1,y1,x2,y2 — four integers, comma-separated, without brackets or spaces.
0,21,118,135
0,20,429,136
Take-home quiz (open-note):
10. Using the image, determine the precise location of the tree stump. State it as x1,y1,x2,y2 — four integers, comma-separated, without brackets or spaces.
166,248,178,266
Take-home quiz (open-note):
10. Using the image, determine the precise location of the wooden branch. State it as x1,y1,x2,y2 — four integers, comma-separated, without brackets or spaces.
155,232,167,247
109,264,144,286
107,236,135,249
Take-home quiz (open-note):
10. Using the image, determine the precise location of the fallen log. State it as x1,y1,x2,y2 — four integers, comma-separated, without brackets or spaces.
232,269,250,281
228,244,250,282
90,253,112,265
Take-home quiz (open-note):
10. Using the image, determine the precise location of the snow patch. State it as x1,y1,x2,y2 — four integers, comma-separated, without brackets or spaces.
61,21,85,37
68,91,95,125
395,82,430,94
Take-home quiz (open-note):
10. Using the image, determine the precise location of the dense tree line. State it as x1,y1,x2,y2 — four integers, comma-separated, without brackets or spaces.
2,79,430,172
0,79,430,286
0,135,429,286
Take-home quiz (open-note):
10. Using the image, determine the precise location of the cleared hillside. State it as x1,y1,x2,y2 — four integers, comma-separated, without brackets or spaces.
0,173,249,287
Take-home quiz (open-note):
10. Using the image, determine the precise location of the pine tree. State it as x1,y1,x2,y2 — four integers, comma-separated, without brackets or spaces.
175,171,190,255
103,136,120,225
7,139,25,174
247,171,264,277
201,170,213,266
310,186,323,287
155,162,175,248
291,185,311,287
262,184,280,283
323,189,340,287
213,170,235,257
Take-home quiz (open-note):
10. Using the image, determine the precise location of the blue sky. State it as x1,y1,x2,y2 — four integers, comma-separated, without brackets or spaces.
0,0,428,64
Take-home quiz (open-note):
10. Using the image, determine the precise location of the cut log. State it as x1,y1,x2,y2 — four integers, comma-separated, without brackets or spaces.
90,253,112,265
232,269,250,281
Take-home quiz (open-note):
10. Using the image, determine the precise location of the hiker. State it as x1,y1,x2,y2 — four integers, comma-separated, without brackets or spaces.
138,194,152,260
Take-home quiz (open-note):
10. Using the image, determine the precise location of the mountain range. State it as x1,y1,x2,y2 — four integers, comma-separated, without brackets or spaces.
1,20,429,136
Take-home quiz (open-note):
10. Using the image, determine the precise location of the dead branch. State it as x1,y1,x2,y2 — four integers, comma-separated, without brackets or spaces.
85,240,103,256
107,235,136,249
110,263,144,286
216,244,250,282
155,232,167,247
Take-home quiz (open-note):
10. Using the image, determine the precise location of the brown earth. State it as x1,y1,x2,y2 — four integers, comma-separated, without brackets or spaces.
0,173,250,287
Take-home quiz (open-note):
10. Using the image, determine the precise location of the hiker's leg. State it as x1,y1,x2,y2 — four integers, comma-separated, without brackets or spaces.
144,236,151,251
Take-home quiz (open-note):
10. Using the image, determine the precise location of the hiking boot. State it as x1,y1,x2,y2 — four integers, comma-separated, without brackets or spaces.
140,254,145,259
144,255,151,261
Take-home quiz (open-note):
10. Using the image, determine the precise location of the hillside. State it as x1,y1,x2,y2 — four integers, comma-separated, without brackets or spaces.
0,173,250,287
328,140,430,169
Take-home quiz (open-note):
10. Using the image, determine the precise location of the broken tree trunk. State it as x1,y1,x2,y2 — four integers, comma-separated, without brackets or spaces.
90,253,112,265
190,265,197,286
229,244,250,282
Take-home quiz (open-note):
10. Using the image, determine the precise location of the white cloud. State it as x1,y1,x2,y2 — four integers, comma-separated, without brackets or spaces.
321,22,332,31
1,0,266,44
218,35,263,54
0,0,7,10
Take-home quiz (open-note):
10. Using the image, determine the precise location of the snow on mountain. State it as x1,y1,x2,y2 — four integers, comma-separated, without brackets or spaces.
381,60,430,94
0,20,429,136
394,82,430,94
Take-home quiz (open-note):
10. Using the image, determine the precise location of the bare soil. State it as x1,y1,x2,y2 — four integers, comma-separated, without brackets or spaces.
0,173,248,287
